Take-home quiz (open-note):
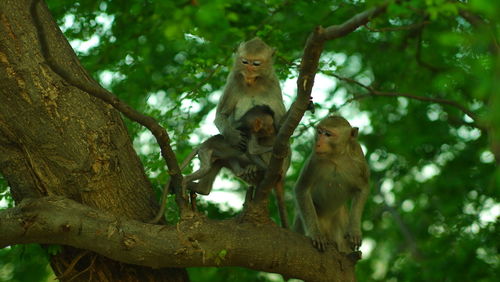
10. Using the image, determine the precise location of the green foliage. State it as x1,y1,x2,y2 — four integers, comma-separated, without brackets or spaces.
0,245,51,282
0,176,12,209
2,0,499,281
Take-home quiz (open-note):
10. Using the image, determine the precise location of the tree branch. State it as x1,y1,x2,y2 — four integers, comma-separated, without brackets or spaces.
323,2,389,40
330,73,483,129
29,0,188,214
364,21,430,32
0,197,355,282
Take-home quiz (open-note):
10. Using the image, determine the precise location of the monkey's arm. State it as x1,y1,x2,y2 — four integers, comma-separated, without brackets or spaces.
294,158,327,251
214,87,243,146
247,135,273,155
346,179,370,251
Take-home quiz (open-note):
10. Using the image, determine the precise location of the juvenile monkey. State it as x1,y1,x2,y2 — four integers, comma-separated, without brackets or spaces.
185,105,278,195
293,116,370,253
215,37,286,149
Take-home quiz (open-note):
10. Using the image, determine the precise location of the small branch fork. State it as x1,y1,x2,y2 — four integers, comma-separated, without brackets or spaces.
245,3,390,219
30,0,188,214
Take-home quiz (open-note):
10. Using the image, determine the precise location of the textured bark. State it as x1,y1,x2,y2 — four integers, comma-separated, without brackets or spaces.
0,197,356,282
0,0,187,280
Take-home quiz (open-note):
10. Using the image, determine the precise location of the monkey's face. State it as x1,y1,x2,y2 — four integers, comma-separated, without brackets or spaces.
238,55,268,82
315,126,334,154
315,126,350,154
252,115,275,137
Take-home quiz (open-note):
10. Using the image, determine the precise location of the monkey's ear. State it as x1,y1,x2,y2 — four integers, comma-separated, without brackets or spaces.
351,127,359,138
271,47,277,57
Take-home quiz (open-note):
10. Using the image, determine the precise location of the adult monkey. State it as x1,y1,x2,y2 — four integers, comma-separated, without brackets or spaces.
293,116,370,255
150,106,283,224
215,37,287,148
215,37,290,228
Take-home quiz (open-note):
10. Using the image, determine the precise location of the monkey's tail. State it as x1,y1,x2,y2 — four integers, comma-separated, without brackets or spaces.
180,149,199,170
149,148,199,224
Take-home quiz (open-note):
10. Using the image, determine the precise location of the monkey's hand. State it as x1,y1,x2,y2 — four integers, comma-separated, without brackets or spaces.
345,227,362,251
224,127,246,149
307,99,315,113
311,233,328,252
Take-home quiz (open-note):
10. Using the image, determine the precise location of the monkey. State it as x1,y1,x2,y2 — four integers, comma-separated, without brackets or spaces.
215,37,287,149
186,105,278,195
150,106,280,224
293,116,370,255
214,38,290,228
185,105,289,228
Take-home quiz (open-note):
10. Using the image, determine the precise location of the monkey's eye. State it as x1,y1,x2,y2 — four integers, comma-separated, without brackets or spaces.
318,128,333,137
242,59,249,64
253,60,261,66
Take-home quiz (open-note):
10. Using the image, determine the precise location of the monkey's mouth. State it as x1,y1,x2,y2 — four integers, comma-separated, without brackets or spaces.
244,76,258,85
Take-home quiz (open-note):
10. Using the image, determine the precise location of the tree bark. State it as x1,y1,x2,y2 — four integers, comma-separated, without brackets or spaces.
0,196,356,282
0,0,187,280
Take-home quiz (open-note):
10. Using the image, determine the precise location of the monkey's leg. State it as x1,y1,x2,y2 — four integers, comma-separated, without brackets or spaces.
292,215,305,234
226,158,246,177
332,206,350,253
188,162,223,195
189,191,198,212
183,149,214,183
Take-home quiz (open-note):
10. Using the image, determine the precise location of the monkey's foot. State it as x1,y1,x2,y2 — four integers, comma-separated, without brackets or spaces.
346,250,362,262
186,182,211,196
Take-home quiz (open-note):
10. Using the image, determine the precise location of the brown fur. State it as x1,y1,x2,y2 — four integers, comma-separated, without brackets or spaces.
293,116,370,253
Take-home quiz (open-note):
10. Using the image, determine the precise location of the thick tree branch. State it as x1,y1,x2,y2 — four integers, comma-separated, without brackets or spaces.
29,0,188,213
0,197,355,282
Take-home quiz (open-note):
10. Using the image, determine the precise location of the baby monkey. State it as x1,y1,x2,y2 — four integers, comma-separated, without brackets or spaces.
293,116,370,254
185,105,277,195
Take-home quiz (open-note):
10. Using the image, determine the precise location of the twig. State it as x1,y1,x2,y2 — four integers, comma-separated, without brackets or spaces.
181,63,224,100
364,21,429,32
330,73,481,127
67,254,97,282
415,26,445,72
57,250,91,280
323,3,389,40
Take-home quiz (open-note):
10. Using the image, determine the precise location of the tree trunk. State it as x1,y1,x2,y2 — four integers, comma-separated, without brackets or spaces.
0,0,188,280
